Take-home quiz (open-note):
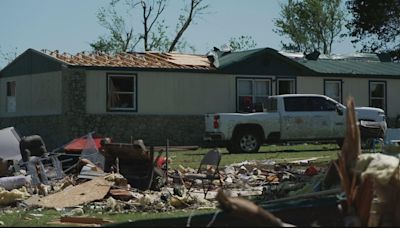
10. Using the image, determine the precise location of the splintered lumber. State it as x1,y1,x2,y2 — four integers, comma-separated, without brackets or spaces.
24,177,112,208
216,189,295,227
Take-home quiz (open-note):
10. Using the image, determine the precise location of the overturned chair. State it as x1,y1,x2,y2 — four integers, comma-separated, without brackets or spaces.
17,135,64,185
185,148,223,198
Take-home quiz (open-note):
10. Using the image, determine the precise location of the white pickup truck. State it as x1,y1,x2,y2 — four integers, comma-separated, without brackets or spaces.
204,94,387,153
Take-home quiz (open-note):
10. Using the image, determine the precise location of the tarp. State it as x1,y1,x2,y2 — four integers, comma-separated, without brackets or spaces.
0,127,22,161
63,135,103,153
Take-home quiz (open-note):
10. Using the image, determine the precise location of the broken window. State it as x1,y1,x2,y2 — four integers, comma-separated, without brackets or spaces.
107,74,136,111
277,78,296,95
369,81,386,111
324,80,342,103
237,78,271,112
6,81,16,113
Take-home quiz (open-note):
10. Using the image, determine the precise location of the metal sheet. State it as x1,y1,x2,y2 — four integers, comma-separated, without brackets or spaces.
0,127,22,161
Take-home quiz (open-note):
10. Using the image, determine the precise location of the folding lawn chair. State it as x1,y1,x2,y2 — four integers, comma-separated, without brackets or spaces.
185,148,223,198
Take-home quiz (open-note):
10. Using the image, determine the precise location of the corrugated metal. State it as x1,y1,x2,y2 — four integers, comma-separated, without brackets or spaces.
296,59,400,76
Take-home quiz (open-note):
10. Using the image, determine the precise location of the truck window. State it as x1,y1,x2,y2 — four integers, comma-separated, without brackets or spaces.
311,97,336,111
284,97,308,111
284,97,336,112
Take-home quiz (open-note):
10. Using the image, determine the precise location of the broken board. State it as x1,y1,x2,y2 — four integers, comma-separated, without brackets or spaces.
24,177,112,208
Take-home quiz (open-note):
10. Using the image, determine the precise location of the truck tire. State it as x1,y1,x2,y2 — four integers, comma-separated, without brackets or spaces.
232,130,261,153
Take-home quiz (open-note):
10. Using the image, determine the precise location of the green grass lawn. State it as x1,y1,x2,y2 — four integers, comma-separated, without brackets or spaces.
0,143,340,227
167,143,340,169
0,208,217,227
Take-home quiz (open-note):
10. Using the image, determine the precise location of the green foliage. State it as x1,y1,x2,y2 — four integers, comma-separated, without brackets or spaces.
346,0,400,60
90,0,141,54
228,35,257,51
274,0,345,54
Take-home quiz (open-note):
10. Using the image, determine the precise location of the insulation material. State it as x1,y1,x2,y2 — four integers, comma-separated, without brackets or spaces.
0,187,30,206
355,153,400,185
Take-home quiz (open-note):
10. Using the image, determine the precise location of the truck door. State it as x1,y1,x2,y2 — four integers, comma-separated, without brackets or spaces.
281,97,319,140
310,97,345,138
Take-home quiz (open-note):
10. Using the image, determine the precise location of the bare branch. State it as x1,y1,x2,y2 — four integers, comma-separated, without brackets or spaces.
168,0,209,52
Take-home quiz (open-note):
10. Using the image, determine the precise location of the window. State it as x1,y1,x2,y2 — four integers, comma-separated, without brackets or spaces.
277,78,296,95
6,81,16,113
237,78,271,112
284,97,336,112
369,81,386,110
107,74,136,111
324,80,342,103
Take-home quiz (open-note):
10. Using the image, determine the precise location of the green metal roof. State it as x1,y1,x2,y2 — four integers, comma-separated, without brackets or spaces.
296,58,400,76
216,48,266,69
214,48,400,77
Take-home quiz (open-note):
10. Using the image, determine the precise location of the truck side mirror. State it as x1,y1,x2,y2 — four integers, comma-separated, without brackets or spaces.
336,105,343,116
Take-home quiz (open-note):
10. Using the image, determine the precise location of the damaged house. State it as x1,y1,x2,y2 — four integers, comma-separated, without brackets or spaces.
1,48,400,149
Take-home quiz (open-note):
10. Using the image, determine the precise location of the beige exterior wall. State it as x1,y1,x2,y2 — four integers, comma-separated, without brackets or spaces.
87,72,400,118
297,77,324,95
297,76,400,118
86,70,237,115
0,71,62,117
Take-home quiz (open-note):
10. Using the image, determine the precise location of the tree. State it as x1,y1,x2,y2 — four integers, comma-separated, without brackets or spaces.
0,46,18,68
227,35,257,51
346,0,400,60
274,0,345,55
90,0,208,54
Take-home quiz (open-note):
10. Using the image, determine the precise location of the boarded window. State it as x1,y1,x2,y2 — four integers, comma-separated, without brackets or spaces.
237,78,271,112
6,81,16,113
324,80,342,103
369,81,386,110
107,75,136,111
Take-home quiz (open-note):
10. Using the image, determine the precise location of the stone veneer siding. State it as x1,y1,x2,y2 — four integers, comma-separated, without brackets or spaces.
2,66,399,150
1,67,206,150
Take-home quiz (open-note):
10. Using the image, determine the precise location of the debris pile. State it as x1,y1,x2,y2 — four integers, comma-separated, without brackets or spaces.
0,97,399,226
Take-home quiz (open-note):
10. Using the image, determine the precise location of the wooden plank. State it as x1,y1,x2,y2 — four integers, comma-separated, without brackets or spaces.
109,189,134,201
166,53,210,67
24,177,112,208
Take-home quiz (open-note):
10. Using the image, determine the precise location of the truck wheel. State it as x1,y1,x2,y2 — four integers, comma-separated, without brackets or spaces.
233,131,261,153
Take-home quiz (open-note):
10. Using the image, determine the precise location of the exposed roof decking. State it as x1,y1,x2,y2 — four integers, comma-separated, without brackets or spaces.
41,50,215,70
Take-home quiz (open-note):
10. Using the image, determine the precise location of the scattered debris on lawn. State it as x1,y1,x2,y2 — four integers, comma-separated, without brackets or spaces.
0,97,399,226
